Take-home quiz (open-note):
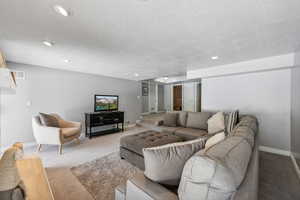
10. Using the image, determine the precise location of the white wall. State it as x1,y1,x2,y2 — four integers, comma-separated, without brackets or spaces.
202,69,291,151
148,81,156,112
0,63,142,147
164,84,172,111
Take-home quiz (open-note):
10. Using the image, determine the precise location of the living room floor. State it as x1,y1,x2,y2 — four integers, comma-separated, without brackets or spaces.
23,126,148,200
23,125,300,200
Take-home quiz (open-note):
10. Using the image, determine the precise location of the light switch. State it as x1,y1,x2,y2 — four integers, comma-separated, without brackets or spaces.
26,101,31,107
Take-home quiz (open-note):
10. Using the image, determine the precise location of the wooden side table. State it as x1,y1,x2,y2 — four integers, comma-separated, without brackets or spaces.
16,156,54,200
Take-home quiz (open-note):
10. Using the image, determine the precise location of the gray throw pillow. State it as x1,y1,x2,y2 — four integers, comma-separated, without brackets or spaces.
226,110,239,136
163,113,178,127
39,113,59,127
143,138,206,186
186,112,212,130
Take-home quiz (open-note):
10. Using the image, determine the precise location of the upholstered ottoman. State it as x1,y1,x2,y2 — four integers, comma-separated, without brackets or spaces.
120,130,182,170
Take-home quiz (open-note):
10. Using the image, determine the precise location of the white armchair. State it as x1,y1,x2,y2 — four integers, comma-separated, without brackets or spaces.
32,114,82,154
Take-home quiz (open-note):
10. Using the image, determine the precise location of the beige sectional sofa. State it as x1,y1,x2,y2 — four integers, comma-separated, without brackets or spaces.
116,114,259,200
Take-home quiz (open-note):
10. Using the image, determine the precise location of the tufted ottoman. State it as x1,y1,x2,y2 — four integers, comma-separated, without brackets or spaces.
120,130,182,170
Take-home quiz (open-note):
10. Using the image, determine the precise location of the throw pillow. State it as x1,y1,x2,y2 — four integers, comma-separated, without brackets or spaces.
207,112,225,134
143,138,206,186
39,113,59,127
226,110,239,135
163,113,178,127
186,112,212,130
205,132,226,150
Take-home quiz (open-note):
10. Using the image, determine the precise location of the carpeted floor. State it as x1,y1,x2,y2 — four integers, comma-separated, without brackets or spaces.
259,152,300,200
71,152,141,200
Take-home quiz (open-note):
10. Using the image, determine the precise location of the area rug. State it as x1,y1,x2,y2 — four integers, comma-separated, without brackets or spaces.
71,152,141,200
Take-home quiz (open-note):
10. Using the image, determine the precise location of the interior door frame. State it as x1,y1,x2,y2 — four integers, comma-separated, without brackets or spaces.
172,83,183,111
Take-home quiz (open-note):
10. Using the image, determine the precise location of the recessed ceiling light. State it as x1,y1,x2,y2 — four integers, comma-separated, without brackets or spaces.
134,73,139,77
163,77,169,80
64,59,70,63
43,41,54,47
211,56,219,60
53,5,70,17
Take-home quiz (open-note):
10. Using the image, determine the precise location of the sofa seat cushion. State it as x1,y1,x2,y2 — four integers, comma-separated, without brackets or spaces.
160,126,182,134
61,127,79,138
186,112,212,130
174,128,208,141
143,138,206,186
120,131,182,156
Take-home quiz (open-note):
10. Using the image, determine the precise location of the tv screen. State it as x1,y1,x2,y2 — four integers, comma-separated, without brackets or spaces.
94,95,118,112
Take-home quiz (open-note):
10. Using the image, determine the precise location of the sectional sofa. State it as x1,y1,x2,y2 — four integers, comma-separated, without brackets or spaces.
116,112,259,200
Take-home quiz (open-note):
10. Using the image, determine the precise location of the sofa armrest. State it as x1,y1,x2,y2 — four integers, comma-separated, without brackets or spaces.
32,125,61,145
126,173,178,200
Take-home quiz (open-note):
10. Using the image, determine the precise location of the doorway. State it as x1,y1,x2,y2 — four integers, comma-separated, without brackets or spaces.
173,85,182,111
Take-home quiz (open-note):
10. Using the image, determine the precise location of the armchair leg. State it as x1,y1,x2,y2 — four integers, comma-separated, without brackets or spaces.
59,145,63,155
37,144,42,152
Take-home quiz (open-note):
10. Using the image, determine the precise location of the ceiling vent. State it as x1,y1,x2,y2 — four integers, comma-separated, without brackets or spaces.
0,52,17,89
13,71,25,80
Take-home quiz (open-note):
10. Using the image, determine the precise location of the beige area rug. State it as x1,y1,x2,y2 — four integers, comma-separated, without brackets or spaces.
71,152,142,200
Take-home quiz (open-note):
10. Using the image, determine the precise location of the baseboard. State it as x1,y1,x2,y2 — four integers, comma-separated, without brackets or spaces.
291,154,300,180
259,145,291,156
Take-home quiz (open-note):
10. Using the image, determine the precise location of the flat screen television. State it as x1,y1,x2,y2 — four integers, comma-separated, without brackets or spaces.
94,95,119,112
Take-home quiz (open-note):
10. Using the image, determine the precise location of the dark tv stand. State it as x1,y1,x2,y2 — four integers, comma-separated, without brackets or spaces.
85,111,124,139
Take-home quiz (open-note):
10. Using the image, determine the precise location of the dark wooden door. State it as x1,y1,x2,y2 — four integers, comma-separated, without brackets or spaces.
173,85,182,111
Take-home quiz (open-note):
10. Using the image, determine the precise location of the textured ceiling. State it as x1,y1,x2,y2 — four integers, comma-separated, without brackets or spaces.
1,0,300,80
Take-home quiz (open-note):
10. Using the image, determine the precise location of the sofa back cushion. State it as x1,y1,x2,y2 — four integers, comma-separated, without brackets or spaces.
186,112,212,130
226,110,239,136
163,113,178,127
143,138,206,186
178,136,252,200
177,111,188,127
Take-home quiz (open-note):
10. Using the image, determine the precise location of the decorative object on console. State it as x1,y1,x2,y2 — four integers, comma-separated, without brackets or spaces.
207,111,225,134
0,51,17,89
143,137,206,186
32,113,81,154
